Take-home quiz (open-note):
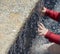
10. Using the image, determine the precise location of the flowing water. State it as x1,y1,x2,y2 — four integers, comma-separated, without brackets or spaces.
8,0,60,54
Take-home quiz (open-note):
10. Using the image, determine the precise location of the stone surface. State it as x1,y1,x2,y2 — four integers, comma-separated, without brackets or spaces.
1,0,60,54
0,0,39,54
30,0,60,54
31,43,60,54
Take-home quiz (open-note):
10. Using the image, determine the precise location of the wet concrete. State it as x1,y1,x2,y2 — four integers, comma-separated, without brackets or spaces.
0,0,39,54
0,0,60,54
8,0,60,54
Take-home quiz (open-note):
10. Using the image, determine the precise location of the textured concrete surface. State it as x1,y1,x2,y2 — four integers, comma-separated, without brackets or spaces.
0,0,39,54
1,0,60,54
